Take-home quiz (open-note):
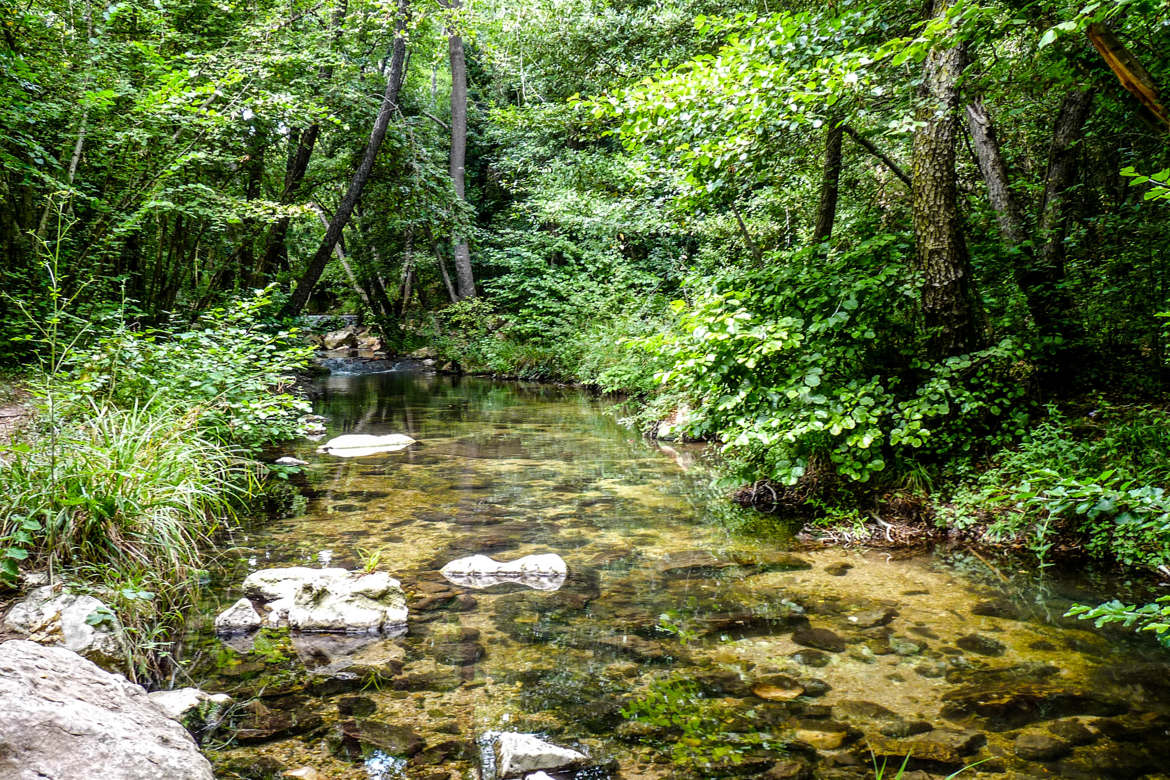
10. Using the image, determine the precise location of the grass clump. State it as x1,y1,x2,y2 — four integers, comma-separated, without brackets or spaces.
0,271,312,680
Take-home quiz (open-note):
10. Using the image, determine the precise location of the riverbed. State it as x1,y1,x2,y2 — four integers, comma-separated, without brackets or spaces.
186,370,1170,779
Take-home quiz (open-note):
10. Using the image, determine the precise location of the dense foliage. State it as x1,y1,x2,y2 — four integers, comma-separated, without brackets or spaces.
5,0,1170,643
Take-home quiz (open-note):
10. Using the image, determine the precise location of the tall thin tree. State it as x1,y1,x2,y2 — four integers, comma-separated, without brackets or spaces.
442,0,476,299
282,0,410,316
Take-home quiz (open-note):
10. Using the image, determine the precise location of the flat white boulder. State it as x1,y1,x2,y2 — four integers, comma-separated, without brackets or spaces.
317,433,417,457
0,640,214,779
491,732,587,778
215,568,408,634
3,585,127,670
274,455,309,466
441,554,567,591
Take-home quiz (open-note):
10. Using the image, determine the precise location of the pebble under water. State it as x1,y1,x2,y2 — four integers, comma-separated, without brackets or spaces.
182,370,1170,780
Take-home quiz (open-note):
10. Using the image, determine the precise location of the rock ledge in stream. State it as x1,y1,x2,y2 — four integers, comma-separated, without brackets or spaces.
488,732,588,778
215,568,408,634
3,584,127,670
317,433,417,457
441,553,567,591
0,639,214,780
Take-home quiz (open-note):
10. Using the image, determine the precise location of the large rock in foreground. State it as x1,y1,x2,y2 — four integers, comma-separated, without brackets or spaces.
216,568,408,634
441,553,567,591
3,584,127,669
490,732,587,778
0,639,214,780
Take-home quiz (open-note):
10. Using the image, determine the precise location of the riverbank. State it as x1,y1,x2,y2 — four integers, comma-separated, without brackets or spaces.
0,292,316,682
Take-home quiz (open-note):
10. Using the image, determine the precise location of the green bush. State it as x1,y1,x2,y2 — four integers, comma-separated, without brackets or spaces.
946,405,1170,569
47,289,314,449
632,237,1031,486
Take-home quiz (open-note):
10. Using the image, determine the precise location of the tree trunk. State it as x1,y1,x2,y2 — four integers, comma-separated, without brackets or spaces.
1034,90,1092,359
812,121,843,243
281,0,409,316
425,224,459,303
258,0,349,285
966,94,1089,370
911,0,980,357
445,0,476,299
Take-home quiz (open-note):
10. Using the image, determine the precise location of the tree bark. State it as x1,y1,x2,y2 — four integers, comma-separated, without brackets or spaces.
281,0,409,316
812,121,843,243
444,0,476,299
258,0,349,284
966,93,1089,366
911,0,980,357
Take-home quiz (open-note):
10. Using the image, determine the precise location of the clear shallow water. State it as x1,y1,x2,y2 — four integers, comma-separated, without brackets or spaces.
186,371,1170,780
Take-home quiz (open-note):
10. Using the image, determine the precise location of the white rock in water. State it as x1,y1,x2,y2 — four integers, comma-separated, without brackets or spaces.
274,456,309,466
3,585,127,670
148,687,231,722
222,568,408,634
524,773,558,780
0,640,214,779
492,732,586,778
441,554,567,591
214,598,262,634
317,433,417,457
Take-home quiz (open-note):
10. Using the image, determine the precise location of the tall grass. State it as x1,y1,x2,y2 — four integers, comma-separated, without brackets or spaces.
0,400,246,579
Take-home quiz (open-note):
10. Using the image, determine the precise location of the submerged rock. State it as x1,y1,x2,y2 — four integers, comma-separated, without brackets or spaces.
215,568,408,634
0,639,214,779
440,553,567,591
1014,728,1071,761
317,433,417,457
3,584,127,669
793,627,846,653
941,684,1127,730
956,633,1006,657
490,732,588,778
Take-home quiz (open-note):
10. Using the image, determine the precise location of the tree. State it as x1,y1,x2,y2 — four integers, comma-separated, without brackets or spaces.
283,0,411,316
443,0,477,299
911,0,980,357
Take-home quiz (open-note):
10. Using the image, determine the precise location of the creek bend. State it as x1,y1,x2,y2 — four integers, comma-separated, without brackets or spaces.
187,370,1170,779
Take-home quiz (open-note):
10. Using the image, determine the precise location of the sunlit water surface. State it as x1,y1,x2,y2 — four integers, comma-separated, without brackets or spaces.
184,371,1170,780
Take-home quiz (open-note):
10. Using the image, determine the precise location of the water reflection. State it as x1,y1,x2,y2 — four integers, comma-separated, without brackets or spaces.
186,372,1170,780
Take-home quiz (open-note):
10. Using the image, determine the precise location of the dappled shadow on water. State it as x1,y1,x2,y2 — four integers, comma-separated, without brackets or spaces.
180,372,1170,780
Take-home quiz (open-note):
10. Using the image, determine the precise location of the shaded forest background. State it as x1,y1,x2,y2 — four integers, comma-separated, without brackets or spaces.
4,0,1170,623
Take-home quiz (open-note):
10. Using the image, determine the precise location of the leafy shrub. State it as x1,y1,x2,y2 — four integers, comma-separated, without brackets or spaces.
946,405,1170,569
46,289,313,449
632,236,1031,485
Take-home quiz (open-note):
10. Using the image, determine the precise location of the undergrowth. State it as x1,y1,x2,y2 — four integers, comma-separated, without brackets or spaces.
0,258,312,681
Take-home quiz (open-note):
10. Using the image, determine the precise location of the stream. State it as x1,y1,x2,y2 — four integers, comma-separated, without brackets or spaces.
184,369,1170,780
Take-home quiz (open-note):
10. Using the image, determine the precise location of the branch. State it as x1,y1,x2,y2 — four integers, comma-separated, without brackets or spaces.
842,125,912,187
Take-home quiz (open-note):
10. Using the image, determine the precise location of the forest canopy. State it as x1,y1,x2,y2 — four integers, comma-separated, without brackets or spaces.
4,0,1170,603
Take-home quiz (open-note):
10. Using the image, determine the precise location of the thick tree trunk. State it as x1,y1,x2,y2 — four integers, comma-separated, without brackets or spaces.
445,1,476,299
281,0,409,316
812,121,843,243
911,0,980,357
